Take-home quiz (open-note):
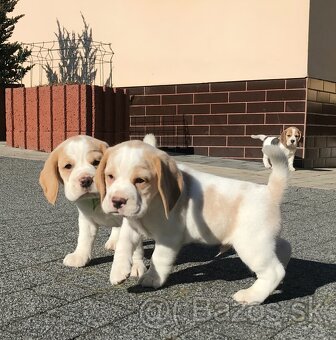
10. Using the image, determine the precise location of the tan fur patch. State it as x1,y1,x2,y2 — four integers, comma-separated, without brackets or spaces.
202,186,242,243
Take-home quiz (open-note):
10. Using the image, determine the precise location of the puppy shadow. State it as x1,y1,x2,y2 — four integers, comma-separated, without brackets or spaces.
128,245,336,304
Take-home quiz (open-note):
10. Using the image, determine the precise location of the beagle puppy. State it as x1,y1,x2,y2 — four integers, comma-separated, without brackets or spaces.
39,135,154,277
95,140,292,305
251,126,302,171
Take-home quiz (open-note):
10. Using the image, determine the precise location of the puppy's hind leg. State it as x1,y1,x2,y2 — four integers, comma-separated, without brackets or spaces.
232,238,285,305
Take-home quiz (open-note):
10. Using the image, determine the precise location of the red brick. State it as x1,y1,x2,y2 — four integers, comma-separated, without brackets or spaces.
247,102,284,113
131,95,160,105
267,89,306,101
211,81,246,92
265,113,305,124
127,87,145,95
245,147,263,158
13,87,25,133
228,114,264,124
147,105,176,116
247,79,285,90
209,147,244,157
212,103,246,114
52,86,65,149
26,87,39,150
210,125,245,135
162,115,192,125
178,104,210,115
161,135,189,146
145,85,176,95
92,86,104,135
286,78,307,89
245,125,284,135
162,94,193,105
227,136,263,146
38,86,52,151
194,114,227,125
229,91,265,102
177,83,209,93
194,93,228,104
193,147,209,156
193,136,227,146
65,84,80,134
177,125,209,135
129,106,145,116
5,88,13,146
285,101,306,112
80,85,91,134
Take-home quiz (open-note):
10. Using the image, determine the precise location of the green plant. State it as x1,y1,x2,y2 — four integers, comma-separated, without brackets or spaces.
0,0,33,85
44,14,97,85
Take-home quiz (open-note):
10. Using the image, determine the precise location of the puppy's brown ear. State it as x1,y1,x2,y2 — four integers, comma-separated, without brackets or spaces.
153,153,184,219
280,128,288,145
99,141,109,153
39,149,60,205
95,150,109,201
297,129,303,143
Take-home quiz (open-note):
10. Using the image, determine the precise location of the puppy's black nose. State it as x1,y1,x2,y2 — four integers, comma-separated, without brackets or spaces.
80,176,93,188
290,140,295,144
112,197,127,209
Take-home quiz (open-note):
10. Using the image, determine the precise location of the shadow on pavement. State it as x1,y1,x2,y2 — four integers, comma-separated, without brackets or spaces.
127,244,336,304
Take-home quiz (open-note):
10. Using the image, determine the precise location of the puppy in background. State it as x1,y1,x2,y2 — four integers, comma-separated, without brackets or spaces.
39,134,155,276
251,126,302,171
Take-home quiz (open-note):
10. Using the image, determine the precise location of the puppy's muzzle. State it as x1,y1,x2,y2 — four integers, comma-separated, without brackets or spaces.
80,176,93,189
290,139,296,144
112,196,127,209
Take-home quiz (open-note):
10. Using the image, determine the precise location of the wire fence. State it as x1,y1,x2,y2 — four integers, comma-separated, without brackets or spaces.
23,40,114,87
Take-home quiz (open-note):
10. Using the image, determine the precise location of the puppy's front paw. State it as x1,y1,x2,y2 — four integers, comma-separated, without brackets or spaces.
138,270,164,289
232,288,263,305
63,252,89,268
110,263,131,285
130,260,147,278
104,238,117,251
289,167,296,172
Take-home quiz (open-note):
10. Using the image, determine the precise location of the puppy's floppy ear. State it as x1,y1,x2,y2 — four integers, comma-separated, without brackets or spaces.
153,153,184,219
95,149,109,201
39,149,61,205
280,128,288,145
99,141,109,153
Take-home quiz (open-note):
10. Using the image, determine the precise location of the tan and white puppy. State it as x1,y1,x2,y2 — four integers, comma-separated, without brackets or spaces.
251,126,302,171
96,140,292,305
39,135,150,278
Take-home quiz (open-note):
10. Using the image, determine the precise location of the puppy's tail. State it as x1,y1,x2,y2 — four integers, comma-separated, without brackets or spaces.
263,145,288,204
143,133,157,147
251,134,268,142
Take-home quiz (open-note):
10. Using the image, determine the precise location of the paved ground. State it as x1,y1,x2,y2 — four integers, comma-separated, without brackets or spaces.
0,143,335,339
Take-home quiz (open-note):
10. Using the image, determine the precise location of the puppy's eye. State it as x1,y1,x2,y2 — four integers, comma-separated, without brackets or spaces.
92,160,100,167
295,135,299,138
107,174,114,180
287,135,291,138
64,164,72,170
134,177,145,184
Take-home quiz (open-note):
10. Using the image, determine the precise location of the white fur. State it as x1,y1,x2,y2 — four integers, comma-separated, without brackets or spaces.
251,126,302,171
100,142,292,305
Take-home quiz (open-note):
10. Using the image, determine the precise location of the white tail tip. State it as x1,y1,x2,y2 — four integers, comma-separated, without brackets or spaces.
143,133,157,147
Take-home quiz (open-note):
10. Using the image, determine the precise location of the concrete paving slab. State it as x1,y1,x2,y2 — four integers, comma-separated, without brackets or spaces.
0,147,335,339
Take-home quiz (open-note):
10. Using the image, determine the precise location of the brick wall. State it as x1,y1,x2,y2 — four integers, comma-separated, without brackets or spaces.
128,78,306,164
306,79,336,167
5,85,129,152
